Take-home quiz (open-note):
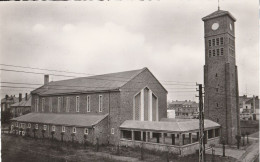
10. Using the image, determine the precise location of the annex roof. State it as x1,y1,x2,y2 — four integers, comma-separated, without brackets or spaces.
202,9,236,21
120,119,220,133
32,68,146,95
11,113,108,127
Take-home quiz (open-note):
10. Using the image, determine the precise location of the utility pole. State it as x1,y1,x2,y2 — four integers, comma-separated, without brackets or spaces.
196,84,205,162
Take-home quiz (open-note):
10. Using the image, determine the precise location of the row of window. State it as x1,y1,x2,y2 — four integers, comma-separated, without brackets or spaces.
14,122,115,135
208,37,224,47
35,95,103,113
15,122,88,134
209,48,224,57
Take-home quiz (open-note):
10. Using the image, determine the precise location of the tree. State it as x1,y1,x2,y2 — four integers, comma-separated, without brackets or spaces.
1,110,12,124
235,135,241,149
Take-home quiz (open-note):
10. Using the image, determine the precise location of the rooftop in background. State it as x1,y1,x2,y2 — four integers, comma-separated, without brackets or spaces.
11,95,32,107
1,95,19,103
120,119,220,133
202,9,236,21
11,113,108,127
168,100,198,107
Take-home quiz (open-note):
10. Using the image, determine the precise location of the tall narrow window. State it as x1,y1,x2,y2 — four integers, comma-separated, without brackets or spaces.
87,96,90,112
35,124,38,129
217,49,220,56
213,49,215,56
52,126,55,131
28,123,31,128
73,127,76,133
209,50,212,57
208,40,211,47
216,38,219,46
221,48,224,55
35,99,39,112
49,97,52,112
43,125,47,130
62,126,65,132
76,96,80,112
42,98,45,112
66,97,70,112
99,95,103,112
58,97,61,112
220,37,224,45
212,39,215,46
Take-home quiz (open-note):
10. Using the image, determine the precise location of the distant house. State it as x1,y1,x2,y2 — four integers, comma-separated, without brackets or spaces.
168,100,198,118
10,93,31,117
239,95,259,120
1,95,19,112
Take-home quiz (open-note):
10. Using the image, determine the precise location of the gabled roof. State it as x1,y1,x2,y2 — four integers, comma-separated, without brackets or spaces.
11,113,108,127
32,68,147,95
202,9,236,21
120,119,220,133
11,95,32,107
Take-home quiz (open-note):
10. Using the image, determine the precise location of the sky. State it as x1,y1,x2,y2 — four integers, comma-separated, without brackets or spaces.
0,0,259,102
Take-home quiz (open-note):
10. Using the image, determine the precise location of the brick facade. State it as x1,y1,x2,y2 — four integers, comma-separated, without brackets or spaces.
203,10,240,144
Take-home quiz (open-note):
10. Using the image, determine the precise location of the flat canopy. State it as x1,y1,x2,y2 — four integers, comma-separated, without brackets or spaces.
120,119,220,133
11,113,108,127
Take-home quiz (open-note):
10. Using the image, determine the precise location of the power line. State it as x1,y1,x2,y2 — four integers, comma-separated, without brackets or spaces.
0,63,198,84
0,68,197,86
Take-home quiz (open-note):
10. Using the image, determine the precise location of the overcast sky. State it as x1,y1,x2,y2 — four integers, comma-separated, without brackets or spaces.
0,0,258,102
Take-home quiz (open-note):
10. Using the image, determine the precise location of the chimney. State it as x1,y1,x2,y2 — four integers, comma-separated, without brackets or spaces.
44,75,49,85
19,93,22,102
25,93,28,100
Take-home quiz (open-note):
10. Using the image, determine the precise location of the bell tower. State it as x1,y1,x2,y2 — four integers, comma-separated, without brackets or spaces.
202,9,240,144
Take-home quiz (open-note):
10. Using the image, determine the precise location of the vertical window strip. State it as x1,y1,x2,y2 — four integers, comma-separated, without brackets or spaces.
87,96,90,112
76,96,80,112
209,50,211,57
213,49,215,56
49,98,52,112
212,39,215,46
99,95,103,112
221,48,224,55
208,40,211,47
217,49,220,56
42,98,45,112
216,38,219,46
66,97,70,112
58,97,61,112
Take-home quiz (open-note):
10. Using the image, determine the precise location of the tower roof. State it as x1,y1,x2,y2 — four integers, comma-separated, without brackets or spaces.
202,9,236,22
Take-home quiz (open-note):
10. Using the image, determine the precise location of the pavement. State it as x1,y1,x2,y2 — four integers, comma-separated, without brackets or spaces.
206,137,259,162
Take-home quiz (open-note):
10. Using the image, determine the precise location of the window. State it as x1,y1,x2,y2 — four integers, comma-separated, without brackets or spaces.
216,38,219,46
84,128,88,134
215,73,218,77
209,50,212,57
35,99,39,112
216,103,219,107
52,126,55,131
221,48,224,55
16,122,18,127
220,37,224,45
62,126,65,132
111,128,115,134
99,95,103,112
28,123,31,128
76,96,80,112
217,49,220,56
73,127,76,133
21,123,25,129
208,40,211,47
212,39,215,46
49,98,52,112
87,96,90,112
58,97,61,112
19,123,22,128
42,98,45,112
35,124,38,129
66,97,70,112
43,125,47,130
213,49,215,56
216,88,219,92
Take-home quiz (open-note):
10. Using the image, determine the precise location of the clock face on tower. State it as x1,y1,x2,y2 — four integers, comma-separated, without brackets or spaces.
211,23,219,30
230,24,233,30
